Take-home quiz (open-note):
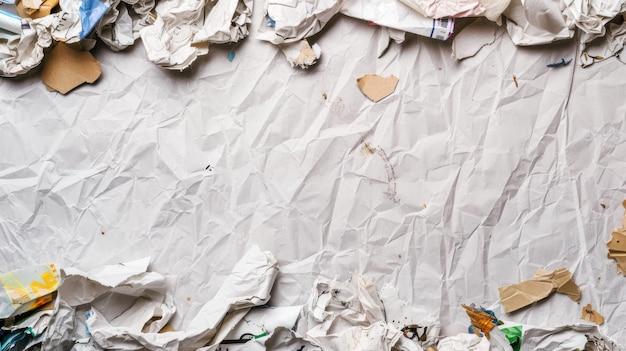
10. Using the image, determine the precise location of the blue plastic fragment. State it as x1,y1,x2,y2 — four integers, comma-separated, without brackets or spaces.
547,58,572,68
79,0,109,39
265,16,275,28
227,51,235,62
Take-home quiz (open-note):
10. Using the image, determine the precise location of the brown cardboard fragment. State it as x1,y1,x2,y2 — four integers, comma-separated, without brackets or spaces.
16,0,58,18
607,201,626,275
41,43,101,95
581,304,604,325
498,268,581,313
357,74,399,102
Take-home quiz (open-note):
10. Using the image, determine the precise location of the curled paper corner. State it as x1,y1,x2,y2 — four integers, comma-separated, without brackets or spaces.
356,74,399,102
498,268,580,313
41,42,101,94
581,304,604,325
281,40,321,69
607,200,626,275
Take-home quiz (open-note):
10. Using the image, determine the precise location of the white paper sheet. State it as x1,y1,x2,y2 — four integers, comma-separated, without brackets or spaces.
2,7,626,350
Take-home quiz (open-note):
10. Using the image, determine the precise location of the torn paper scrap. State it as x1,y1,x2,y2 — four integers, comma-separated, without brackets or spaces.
256,0,341,44
357,74,399,102
580,19,626,68
498,268,580,313
0,264,59,319
41,43,101,94
607,201,626,275
451,18,497,60
280,39,321,68
581,304,604,325
340,0,453,40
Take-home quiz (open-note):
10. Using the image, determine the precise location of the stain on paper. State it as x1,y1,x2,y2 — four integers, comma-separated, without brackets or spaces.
498,268,581,313
376,148,398,203
581,304,604,325
356,74,399,102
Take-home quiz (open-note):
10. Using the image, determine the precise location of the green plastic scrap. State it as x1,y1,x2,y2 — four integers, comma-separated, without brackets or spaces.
500,326,522,351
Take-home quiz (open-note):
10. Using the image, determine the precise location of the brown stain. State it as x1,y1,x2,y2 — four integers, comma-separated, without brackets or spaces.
361,143,376,155
601,203,606,209
513,75,518,88
186,297,191,301
101,231,105,235
322,92,327,100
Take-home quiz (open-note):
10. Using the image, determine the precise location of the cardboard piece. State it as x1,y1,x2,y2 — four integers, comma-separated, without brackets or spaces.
41,43,101,94
498,268,581,313
356,74,399,102
581,304,604,325
607,200,626,275
16,0,59,19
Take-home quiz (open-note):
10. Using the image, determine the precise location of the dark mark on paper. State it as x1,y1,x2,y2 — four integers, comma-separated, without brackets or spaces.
376,148,398,203
547,58,572,68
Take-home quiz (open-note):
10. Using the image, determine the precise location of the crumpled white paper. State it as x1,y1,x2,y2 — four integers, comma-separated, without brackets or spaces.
256,0,341,44
562,0,626,44
139,0,252,69
397,0,510,22
437,333,490,351
96,0,155,51
503,0,574,45
42,245,278,351
0,15,53,77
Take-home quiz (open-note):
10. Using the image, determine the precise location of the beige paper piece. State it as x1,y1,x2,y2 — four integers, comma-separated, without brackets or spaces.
498,268,581,313
41,43,101,95
357,74,399,102
581,304,604,325
22,0,44,10
607,200,626,275
17,0,59,19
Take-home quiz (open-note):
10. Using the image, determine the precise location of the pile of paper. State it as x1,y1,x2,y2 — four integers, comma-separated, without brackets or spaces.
1,242,622,351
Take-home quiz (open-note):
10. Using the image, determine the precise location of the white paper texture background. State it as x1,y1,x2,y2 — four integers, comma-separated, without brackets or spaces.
0,15,625,348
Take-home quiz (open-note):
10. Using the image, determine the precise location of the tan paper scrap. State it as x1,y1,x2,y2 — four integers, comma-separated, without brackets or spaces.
357,74,399,102
41,43,101,95
498,268,581,313
607,200,626,275
581,304,604,325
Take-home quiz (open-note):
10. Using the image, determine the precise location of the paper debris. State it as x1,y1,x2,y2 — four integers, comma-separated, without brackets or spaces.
581,304,604,325
16,0,59,19
0,264,59,319
22,0,44,9
607,200,626,274
437,333,489,351
498,268,581,313
451,18,497,61
41,43,101,94
357,74,399,102
462,304,499,339
280,39,321,69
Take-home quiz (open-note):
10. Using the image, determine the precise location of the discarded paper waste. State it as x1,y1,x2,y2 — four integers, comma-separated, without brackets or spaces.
0,0,626,90
1,242,623,351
